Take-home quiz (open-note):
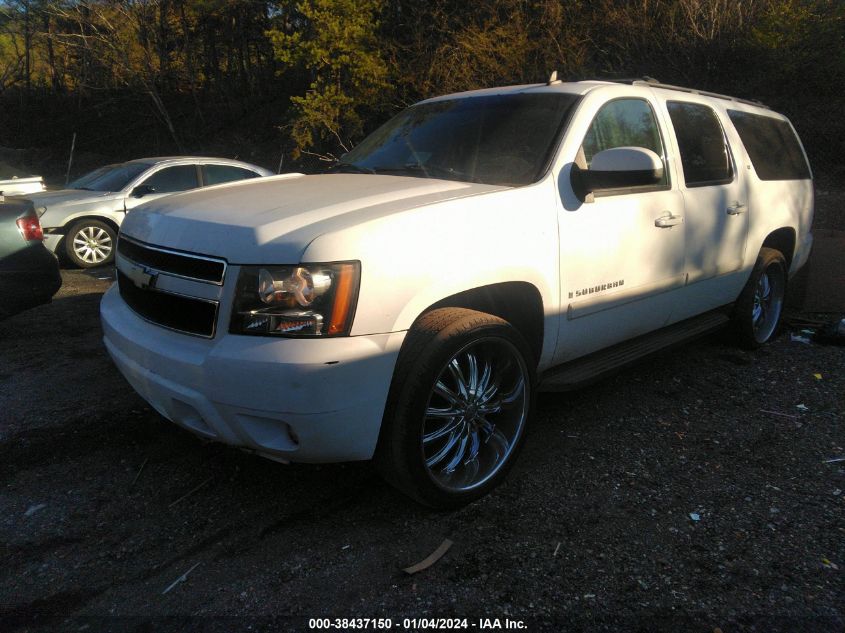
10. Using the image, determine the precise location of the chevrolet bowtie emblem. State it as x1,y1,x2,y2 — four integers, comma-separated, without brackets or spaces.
125,262,157,289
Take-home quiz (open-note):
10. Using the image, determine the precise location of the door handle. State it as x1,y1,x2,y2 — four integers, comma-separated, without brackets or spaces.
727,202,747,215
654,213,684,228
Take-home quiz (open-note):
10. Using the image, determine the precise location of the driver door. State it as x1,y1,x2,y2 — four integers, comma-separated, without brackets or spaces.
555,97,686,363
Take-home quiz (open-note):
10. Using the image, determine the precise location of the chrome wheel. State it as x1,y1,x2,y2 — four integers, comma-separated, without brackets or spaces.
421,337,529,493
72,224,113,265
751,265,784,343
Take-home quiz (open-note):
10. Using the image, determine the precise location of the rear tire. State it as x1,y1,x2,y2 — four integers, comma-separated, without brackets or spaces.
733,247,787,349
375,308,536,509
65,220,117,268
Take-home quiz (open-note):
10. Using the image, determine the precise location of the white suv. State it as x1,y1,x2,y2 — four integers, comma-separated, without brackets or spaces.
100,78,814,508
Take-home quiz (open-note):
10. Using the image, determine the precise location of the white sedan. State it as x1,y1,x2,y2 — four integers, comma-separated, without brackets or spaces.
21,156,272,268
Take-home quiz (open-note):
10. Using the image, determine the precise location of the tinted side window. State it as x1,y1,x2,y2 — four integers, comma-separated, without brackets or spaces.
142,165,199,193
581,98,668,187
202,165,261,186
667,102,732,187
727,110,811,180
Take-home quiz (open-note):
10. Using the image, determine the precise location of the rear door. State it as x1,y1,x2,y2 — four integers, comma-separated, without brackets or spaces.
660,99,749,313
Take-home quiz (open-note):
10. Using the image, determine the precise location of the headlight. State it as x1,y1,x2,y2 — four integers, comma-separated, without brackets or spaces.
230,262,360,337
36,206,47,217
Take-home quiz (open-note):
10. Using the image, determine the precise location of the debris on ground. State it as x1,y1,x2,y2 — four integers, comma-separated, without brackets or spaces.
130,456,149,488
760,409,799,419
785,317,845,346
821,558,839,570
168,477,213,508
403,539,453,575
689,512,701,522
162,562,201,595
23,503,47,517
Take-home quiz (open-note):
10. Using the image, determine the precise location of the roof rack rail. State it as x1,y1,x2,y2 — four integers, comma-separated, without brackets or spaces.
604,76,768,109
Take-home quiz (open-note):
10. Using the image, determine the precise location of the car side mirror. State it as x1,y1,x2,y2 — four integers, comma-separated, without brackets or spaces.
571,147,664,201
131,184,155,198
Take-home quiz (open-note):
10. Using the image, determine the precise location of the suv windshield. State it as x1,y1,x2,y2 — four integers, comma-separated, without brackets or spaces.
68,162,151,192
338,92,579,186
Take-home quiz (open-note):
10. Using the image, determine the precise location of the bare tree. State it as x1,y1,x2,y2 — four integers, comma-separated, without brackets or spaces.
50,0,183,149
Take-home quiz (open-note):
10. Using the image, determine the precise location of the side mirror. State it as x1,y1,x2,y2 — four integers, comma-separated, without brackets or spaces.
131,184,155,198
571,147,663,201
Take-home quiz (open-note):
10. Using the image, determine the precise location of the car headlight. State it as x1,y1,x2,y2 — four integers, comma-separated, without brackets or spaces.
229,262,360,337
36,206,47,217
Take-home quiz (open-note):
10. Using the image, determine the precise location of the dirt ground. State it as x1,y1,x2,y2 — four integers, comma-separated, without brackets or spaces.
1,266,843,633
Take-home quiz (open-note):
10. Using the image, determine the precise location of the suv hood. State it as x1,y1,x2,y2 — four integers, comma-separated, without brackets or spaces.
120,173,507,264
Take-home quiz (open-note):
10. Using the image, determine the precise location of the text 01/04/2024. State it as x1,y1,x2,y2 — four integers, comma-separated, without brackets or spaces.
307,618,528,630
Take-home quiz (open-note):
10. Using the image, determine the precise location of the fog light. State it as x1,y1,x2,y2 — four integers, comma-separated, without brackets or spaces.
242,309,324,335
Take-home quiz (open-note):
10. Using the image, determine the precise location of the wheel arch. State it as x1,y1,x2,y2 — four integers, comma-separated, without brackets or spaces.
760,227,796,270
419,282,545,367
63,214,121,235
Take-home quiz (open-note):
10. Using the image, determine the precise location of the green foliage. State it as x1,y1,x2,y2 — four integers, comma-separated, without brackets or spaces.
0,30,20,88
0,0,841,176
751,0,845,83
268,0,390,156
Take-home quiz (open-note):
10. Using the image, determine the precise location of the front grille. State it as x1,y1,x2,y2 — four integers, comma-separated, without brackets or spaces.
117,271,218,338
117,237,226,284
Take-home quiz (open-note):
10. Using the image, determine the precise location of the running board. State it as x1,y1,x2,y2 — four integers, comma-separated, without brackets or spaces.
539,311,730,392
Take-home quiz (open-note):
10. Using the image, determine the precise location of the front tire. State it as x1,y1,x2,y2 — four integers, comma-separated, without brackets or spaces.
733,247,787,349
65,220,117,268
376,308,536,509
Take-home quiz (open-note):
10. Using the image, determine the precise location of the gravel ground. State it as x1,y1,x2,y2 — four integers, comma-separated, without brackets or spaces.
0,269,843,633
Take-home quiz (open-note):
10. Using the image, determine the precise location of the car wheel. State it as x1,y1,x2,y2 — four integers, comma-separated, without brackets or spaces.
65,220,117,268
376,308,536,509
733,247,787,349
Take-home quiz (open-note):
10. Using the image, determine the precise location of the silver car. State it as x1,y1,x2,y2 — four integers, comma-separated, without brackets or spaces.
25,156,273,268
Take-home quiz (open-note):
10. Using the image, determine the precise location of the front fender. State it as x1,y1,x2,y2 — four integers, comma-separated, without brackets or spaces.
41,203,125,231
302,180,561,363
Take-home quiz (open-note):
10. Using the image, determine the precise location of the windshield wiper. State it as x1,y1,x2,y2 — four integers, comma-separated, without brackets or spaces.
328,162,377,175
374,163,466,179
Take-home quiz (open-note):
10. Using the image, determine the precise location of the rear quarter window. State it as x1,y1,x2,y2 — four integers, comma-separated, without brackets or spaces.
727,110,811,180
202,165,261,186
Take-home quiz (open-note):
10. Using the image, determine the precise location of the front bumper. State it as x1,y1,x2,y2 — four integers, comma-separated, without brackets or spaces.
101,285,406,462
